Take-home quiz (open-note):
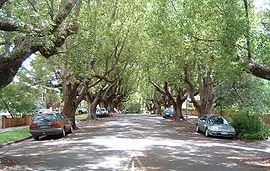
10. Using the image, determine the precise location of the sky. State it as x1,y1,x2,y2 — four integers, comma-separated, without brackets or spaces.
254,0,270,10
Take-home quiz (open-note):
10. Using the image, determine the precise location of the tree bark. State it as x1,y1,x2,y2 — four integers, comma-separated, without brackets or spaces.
173,103,182,121
184,66,216,117
62,83,79,127
87,96,100,120
249,61,270,80
172,96,186,120
153,101,162,115
0,0,80,89
150,81,187,120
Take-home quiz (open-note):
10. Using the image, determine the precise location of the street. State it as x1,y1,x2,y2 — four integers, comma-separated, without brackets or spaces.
1,114,270,171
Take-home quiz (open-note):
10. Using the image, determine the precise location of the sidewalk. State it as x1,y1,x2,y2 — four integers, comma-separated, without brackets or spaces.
0,126,28,134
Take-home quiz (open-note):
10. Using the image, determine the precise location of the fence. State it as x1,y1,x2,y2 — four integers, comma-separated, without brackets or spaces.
182,109,199,116
183,109,220,116
1,115,33,128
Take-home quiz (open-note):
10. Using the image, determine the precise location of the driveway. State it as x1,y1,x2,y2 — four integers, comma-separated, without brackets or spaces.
0,114,270,170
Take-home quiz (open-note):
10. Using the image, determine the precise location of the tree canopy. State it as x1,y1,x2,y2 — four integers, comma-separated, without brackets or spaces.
1,0,270,120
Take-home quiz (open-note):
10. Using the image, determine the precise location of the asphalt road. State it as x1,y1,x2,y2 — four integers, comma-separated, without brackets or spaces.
1,114,270,171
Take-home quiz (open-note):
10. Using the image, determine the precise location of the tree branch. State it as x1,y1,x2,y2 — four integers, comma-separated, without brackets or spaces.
149,81,166,95
0,16,22,31
249,60,270,80
183,66,200,109
39,22,79,57
27,0,39,13
53,0,79,30
0,0,9,9
243,0,252,59
164,81,175,103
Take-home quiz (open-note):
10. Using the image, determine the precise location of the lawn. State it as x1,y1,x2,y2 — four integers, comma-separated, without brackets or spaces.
75,114,88,122
0,128,31,145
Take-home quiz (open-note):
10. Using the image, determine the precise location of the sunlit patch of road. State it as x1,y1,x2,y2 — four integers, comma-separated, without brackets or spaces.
1,114,270,170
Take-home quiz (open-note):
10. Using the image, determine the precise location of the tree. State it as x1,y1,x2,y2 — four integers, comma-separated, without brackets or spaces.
0,0,81,89
0,69,41,116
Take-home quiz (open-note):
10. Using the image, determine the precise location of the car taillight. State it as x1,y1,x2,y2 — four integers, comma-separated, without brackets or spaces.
51,122,62,128
29,123,39,130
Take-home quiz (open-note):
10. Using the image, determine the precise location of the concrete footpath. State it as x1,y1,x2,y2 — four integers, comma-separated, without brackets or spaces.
0,126,28,134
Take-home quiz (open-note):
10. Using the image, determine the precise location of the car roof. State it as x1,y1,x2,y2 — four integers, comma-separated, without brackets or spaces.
204,115,224,119
36,112,63,115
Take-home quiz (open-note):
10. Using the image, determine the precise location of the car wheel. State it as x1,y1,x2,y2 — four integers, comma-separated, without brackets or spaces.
205,128,209,137
62,128,66,137
33,136,39,140
196,125,200,133
79,110,82,114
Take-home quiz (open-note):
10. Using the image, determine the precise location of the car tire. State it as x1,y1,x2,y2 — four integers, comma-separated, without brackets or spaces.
33,136,39,140
62,128,66,137
196,125,200,133
205,128,209,137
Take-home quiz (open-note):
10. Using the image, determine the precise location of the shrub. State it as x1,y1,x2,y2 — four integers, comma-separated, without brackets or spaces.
231,110,269,140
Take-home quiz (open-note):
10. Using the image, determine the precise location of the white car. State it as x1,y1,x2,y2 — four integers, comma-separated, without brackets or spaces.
0,110,11,118
76,108,88,115
96,108,109,118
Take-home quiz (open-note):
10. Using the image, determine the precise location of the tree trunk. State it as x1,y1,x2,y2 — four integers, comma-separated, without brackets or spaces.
153,101,162,115
198,73,216,116
0,0,80,89
62,85,78,127
172,100,185,121
87,96,100,121
184,66,216,117
107,101,115,112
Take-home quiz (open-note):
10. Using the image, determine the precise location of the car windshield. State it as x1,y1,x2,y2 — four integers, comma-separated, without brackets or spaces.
210,117,226,125
32,114,57,123
164,108,173,113
97,108,106,112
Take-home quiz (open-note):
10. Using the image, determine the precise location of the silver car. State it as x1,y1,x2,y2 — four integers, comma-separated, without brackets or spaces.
96,108,109,118
196,115,236,138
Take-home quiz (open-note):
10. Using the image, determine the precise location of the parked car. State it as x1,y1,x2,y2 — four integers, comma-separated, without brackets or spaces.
96,108,109,118
196,115,236,138
28,113,73,140
0,110,11,118
163,108,174,118
76,108,88,115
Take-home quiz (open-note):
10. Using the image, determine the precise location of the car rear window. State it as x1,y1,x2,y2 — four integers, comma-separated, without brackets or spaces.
32,114,57,123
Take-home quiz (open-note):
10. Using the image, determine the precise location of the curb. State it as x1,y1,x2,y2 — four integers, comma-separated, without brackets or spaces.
0,136,32,148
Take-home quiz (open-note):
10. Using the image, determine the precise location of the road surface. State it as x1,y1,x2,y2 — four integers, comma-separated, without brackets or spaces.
1,114,270,170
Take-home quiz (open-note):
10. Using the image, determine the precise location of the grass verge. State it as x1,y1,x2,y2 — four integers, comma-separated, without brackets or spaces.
0,128,31,145
75,114,88,122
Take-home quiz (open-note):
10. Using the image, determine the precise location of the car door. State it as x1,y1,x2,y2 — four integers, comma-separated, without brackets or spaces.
198,115,207,131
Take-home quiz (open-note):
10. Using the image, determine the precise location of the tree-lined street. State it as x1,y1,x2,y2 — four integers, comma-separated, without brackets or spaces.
1,114,270,170
1,0,270,170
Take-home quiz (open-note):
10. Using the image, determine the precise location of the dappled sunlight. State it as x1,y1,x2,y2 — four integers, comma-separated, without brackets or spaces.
84,156,128,170
218,162,238,168
1,115,270,170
